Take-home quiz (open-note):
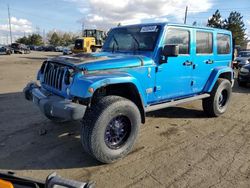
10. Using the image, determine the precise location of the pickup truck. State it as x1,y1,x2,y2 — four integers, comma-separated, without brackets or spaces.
24,23,234,163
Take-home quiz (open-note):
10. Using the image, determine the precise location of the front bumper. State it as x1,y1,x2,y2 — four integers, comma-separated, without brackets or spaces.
23,82,86,121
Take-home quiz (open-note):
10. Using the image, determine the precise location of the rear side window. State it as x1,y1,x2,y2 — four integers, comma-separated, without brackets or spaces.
217,34,230,54
165,28,190,54
196,31,213,54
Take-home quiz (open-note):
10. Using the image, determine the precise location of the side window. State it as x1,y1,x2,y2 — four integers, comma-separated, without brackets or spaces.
217,34,231,54
196,31,213,54
165,28,190,54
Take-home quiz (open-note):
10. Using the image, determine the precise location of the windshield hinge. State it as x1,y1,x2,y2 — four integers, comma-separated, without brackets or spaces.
156,66,163,72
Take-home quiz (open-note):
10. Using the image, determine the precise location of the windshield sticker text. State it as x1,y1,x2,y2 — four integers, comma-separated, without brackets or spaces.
140,26,157,33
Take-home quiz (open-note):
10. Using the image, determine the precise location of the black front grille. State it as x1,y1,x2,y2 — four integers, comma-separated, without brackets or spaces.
43,62,65,90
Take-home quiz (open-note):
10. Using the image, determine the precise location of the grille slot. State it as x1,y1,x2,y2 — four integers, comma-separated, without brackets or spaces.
43,62,65,90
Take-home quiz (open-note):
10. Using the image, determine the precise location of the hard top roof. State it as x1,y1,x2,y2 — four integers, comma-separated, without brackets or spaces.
117,22,231,34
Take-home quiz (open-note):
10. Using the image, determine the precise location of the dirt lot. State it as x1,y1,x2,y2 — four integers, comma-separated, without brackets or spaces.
0,52,250,187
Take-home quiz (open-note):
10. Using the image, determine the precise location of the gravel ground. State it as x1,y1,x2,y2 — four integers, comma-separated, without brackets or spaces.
0,52,250,188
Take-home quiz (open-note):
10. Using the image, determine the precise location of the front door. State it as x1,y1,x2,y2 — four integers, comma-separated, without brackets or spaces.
155,27,194,102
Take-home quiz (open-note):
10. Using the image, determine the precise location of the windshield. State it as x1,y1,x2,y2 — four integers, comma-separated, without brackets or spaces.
103,25,161,52
238,51,250,57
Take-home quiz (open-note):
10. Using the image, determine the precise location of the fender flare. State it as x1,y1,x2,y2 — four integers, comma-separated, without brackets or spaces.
203,66,234,92
70,73,147,106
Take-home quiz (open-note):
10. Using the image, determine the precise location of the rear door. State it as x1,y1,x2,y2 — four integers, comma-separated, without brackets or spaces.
155,27,194,102
192,30,215,93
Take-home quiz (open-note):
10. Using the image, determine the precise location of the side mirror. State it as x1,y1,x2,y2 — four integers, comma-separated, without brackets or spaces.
162,45,179,57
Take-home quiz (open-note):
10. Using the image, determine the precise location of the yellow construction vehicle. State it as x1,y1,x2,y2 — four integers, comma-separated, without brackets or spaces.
73,29,106,53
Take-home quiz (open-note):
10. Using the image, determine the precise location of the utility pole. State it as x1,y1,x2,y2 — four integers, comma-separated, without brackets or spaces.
7,4,13,44
6,34,9,44
184,6,188,24
43,29,46,44
82,23,84,36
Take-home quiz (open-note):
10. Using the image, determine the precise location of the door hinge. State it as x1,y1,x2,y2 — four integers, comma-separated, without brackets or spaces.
156,66,163,72
154,86,161,92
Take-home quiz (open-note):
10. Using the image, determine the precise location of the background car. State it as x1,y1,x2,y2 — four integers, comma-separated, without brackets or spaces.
28,45,41,51
235,51,250,69
11,43,31,54
238,64,250,87
0,46,12,55
44,45,56,52
36,46,45,51
55,46,63,52
62,47,73,55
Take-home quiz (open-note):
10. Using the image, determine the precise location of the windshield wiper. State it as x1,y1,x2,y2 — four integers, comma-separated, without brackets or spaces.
130,34,140,54
112,35,119,53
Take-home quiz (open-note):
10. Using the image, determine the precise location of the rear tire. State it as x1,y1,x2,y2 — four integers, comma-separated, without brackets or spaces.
81,96,141,163
202,78,232,117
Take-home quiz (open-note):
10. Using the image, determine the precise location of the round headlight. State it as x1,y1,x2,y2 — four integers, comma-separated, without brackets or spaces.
64,70,70,85
64,68,74,85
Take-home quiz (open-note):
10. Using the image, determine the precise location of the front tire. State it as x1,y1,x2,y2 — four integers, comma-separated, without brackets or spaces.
202,78,232,117
81,96,141,163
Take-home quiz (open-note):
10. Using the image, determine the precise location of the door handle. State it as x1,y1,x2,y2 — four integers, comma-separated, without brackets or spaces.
183,61,193,66
205,59,214,64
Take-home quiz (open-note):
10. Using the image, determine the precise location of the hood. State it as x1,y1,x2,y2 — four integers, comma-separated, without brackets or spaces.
235,57,250,62
242,63,250,69
48,52,154,72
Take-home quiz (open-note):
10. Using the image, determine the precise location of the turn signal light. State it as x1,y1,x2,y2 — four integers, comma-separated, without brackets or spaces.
88,88,94,93
0,179,14,188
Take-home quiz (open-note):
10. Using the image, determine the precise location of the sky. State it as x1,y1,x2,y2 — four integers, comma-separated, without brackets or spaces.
0,0,250,44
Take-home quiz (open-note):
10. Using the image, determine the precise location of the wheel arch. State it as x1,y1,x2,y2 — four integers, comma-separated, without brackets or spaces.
203,67,234,93
91,82,146,124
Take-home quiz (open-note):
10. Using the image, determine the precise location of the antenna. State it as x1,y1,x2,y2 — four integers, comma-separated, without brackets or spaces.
184,6,188,24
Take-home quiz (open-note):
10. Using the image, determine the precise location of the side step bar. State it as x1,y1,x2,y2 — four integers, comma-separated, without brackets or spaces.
145,93,210,112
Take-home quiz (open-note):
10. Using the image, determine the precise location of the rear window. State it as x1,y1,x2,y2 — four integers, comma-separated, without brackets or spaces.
196,31,213,54
165,28,190,54
217,34,231,54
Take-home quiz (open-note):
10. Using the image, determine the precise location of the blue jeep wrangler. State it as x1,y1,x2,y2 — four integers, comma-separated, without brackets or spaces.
24,23,234,163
